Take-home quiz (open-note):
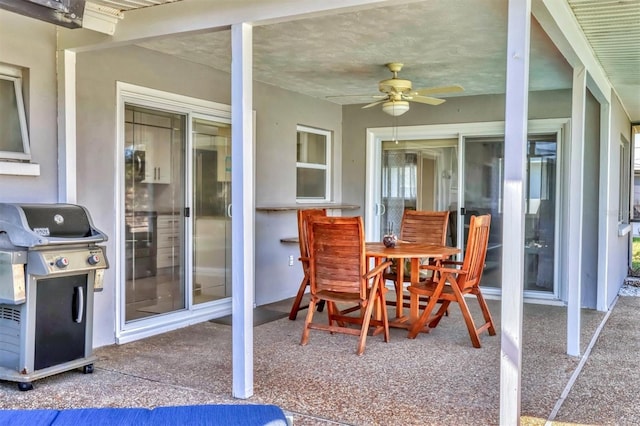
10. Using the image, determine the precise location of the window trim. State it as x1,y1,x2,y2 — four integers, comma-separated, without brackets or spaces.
619,134,632,236
0,64,31,162
296,124,331,203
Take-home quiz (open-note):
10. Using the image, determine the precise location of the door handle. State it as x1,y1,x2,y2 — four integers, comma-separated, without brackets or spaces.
227,203,232,218
73,286,84,323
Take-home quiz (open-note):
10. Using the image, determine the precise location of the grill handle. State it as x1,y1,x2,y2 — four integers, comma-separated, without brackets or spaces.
73,286,84,323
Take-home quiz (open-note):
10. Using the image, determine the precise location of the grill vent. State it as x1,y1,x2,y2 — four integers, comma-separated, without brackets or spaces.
0,306,21,324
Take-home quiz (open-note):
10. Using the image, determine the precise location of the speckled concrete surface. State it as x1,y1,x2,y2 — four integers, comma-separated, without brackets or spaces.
551,295,640,426
0,292,636,425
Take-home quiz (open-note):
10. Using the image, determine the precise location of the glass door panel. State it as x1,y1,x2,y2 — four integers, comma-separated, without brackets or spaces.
463,138,504,288
124,104,186,322
192,117,232,304
524,138,557,292
463,136,558,293
378,140,458,242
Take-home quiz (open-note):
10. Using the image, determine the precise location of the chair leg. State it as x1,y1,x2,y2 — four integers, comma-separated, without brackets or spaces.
356,281,380,355
428,301,450,328
457,298,482,348
379,283,390,343
407,290,443,339
475,292,496,336
300,297,317,346
289,275,326,320
288,275,309,320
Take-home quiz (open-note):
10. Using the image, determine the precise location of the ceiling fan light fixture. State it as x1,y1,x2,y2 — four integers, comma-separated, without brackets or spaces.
382,100,410,116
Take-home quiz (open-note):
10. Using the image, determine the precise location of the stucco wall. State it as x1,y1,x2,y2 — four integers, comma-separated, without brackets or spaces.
0,12,58,201
581,89,601,309
606,94,633,308
75,45,342,346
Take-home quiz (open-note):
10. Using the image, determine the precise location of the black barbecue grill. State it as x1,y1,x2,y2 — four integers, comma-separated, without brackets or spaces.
0,203,108,391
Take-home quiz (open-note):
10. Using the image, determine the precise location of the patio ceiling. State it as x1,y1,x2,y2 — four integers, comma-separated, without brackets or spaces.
85,0,640,122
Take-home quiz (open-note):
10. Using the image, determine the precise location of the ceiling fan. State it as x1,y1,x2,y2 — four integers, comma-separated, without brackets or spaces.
360,63,464,116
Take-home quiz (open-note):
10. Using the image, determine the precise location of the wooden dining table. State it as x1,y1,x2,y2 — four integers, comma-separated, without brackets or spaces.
366,242,460,327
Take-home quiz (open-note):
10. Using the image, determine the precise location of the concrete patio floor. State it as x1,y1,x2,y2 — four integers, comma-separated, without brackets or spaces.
0,291,638,425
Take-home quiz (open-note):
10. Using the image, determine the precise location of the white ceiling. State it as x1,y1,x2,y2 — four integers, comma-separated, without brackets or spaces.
91,0,639,121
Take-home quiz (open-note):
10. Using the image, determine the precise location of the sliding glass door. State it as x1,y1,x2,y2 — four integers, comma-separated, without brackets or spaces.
462,136,558,293
192,117,232,305
367,124,562,298
123,104,186,321
119,84,234,341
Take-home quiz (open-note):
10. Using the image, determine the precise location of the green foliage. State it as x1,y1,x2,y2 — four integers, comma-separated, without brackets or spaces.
633,237,640,271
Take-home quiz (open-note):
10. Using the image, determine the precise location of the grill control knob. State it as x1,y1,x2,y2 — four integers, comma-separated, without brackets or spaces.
88,254,100,265
56,257,69,268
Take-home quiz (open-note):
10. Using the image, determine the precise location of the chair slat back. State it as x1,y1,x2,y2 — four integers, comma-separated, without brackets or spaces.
308,216,366,296
459,214,491,291
400,210,450,245
297,209,326,261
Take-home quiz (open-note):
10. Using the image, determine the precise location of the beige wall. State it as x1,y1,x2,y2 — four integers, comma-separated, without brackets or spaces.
0,12,58,201
606,93,633,307
581,89,601,308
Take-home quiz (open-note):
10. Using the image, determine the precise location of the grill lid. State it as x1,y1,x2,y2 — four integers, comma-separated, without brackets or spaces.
0,203,108,248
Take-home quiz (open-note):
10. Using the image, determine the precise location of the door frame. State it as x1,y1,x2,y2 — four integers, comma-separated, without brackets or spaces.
116,82,234,344
365,118,570,302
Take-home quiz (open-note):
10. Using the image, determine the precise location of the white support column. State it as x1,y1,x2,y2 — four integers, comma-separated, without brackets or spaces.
567,65,586,356
500,1,530,424
57,49,77,203
231,22,255,399
597,102,611,312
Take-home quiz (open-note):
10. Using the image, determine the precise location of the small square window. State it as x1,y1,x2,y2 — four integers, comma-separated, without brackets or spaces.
0,63,31,162
296,125,331,202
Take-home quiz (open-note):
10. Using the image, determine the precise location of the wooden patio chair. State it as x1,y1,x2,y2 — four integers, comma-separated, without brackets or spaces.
383,210,450,309
300,216,392,355
288,209,327,320
407,214,496,348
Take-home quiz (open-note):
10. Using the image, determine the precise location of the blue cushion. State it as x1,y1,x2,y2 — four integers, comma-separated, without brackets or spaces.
0,409,59,426
149,404,288,426
0,404,288,426
54,407,151,425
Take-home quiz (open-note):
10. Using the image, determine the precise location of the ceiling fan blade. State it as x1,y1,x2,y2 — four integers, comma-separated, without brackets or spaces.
326,94,382,99
413,84,464,96
362,100,386,109
409,96,446,106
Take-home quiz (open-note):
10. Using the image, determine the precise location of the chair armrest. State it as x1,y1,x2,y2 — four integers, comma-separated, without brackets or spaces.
418,264,467,275
442,260,463,266
365,260,393,280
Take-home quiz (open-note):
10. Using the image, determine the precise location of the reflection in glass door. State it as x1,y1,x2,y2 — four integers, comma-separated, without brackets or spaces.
378,140,458,242
192,117,232,304
463,136,558,293
124,104,186,322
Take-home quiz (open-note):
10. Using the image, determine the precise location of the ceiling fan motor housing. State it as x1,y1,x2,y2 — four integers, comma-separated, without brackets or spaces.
379,78,412,94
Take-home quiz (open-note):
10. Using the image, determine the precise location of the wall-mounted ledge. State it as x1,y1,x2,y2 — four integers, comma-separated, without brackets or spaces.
279,237,299,244
0,161,40,176
256,203,359,212
618,223,632,237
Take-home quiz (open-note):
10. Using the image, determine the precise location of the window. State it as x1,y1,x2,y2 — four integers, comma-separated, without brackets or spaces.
296,125,331,201
0,63,30,161
620,135,631,224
